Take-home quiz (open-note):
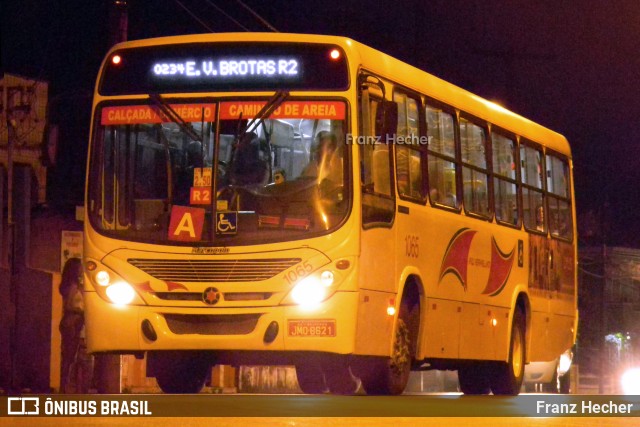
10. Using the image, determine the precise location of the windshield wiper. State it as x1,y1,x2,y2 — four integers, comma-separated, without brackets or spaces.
149,93,202,143
150,124,175,206
236,90,289,141
228,90,289,186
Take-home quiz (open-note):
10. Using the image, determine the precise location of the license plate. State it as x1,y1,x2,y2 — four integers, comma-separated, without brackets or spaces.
287,320,336,337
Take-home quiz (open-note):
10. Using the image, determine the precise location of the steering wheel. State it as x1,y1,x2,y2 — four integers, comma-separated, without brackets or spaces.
318,179,344,203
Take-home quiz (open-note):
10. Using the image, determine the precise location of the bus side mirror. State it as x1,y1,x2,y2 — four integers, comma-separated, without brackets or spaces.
76,205,85,222
374,100,398,141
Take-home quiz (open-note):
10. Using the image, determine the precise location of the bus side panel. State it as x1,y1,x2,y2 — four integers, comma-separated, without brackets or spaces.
526,233,552,362
398,206,465,360
422,297,461,359
405,203,524,362
353,289,395,356
359,227,396,294
458,225,525,362
490,306,511,361
548,239,577,356
354,225,397,357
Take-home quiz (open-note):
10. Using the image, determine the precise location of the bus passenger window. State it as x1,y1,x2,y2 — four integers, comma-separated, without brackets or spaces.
371,145,391,195
492,132,519,226
521,144,546,232
546,154,573,240
460,117,489,217
361,95,394,226
426,105,457,208
394,93,424,200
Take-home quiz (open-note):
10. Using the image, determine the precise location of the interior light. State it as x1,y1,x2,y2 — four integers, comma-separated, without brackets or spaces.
329,49,340,60
387,306,396,316
491,318,498,327
96,270,110,287
112,55,122,65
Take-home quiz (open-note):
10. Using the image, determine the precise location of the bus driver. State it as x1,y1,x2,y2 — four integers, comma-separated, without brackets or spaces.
301,131,343,186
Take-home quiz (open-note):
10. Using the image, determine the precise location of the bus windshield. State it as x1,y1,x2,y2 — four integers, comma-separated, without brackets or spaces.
88,99,349,246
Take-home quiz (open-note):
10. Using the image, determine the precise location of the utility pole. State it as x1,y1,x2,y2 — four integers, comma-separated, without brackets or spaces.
6,111,16,392
599,199,610,394
108,0,128,46
93,0,130,394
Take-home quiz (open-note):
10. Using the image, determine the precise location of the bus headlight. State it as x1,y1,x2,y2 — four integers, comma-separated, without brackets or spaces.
96,270,111,287
288,270,335,308
621,367,640,395
105,281,136,305
86,260,144,306
558,350,573,375
320,270,334,286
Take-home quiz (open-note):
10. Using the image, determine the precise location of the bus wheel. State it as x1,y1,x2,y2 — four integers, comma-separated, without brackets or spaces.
323,356,360,395
295,364,327,394
356,302,415,395
541,368,559,393
490,308,525,395
458,364,491,395
154,351,209,394
558,369,571,394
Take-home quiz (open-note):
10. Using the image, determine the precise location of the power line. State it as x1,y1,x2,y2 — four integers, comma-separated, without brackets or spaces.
203,0,250,31
580,266,604,280
234,0,278,32
174,0,215,32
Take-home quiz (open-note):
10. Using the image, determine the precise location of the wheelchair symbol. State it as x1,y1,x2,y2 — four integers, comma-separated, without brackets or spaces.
216,212,237,234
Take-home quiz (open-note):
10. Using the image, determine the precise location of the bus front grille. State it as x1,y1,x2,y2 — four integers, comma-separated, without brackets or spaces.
154,292,272,301
128,258,301,282
164,313,262,335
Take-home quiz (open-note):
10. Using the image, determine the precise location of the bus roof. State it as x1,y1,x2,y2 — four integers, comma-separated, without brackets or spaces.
108,32,571,157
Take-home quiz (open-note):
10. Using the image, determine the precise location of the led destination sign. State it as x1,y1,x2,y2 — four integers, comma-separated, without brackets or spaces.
152,58,299,78
100,43,348,95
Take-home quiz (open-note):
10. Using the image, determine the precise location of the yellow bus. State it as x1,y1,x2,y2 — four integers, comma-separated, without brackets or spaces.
83,33,577,395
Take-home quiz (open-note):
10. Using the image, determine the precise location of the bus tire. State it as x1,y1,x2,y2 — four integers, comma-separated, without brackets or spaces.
321,356,360,395
295,364,327,394
154,351,209,394
490,308,525,395
458,364,491,395
541,368,559,393
559,369,571,394
356,300,416,395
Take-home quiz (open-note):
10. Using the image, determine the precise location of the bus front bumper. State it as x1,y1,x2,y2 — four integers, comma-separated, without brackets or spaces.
84,290,358,355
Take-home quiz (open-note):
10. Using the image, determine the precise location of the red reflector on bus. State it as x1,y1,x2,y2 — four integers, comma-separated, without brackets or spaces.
258,215,280,228
283,217,311,230
336,259,350,270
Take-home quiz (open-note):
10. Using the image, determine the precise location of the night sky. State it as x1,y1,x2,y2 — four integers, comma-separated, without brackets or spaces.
4,0,640,247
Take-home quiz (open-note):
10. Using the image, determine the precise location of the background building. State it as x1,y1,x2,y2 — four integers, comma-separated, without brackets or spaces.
578,246,640,392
